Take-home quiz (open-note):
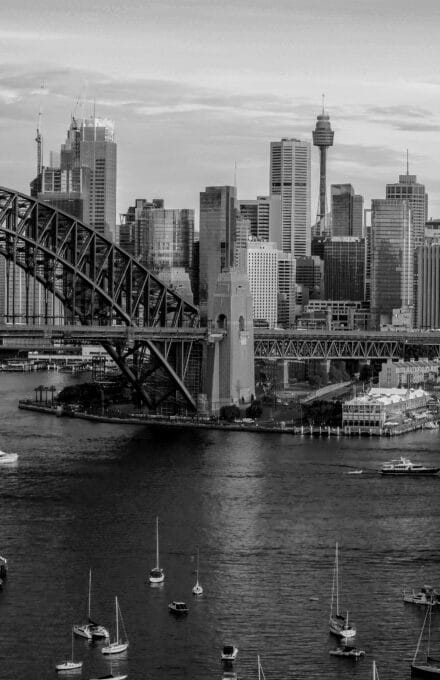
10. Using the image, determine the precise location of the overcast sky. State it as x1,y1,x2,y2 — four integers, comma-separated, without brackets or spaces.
1,0,440,223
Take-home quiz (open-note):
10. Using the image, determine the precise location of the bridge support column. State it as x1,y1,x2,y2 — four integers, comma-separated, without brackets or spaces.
203,269,255,414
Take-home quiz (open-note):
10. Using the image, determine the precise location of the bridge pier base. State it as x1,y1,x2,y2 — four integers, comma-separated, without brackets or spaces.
203,269,255,414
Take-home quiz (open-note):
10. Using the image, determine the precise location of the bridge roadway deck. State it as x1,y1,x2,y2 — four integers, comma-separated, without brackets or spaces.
1,325,440,359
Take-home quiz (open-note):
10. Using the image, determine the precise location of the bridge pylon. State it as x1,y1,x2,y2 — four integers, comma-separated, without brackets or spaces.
204,269,255,414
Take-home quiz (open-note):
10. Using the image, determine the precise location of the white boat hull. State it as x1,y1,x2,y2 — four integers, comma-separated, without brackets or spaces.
102,641,129,655
56,661,83,672
192,583,203,595
91,625,109,639
0,451,18,464
72,624,92,640
148,573,164,584
89,675,128,680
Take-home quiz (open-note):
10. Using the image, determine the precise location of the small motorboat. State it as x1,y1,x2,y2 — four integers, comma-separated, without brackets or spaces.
221,644,239,663
0,450,18,464
404,586,439,606
222,673,237,680
330,645,365,659
348,470,363,475
168,600,189,615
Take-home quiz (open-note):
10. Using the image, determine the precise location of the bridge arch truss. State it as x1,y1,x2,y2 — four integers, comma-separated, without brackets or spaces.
0,187,201,410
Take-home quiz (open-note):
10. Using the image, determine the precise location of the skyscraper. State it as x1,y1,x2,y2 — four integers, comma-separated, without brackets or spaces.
324,237,365,301
32,116,117,240
199,185,237,321
415,243,440,328
370,199,414,327
238,195,277,242
331,184,364,237
246,241,279,328
269,138,311,257
386,172,427,247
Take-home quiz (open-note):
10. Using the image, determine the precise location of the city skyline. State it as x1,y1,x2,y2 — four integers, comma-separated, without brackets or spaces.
1,1,440,221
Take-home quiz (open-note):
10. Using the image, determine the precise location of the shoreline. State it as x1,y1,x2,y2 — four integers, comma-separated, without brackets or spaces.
17,401,438,437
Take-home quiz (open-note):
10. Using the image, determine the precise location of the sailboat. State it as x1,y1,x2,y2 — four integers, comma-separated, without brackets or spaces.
89,653,127,680
411,603,440,677
192,546,203,595
329,542,356,639
55,630,83,672
148,516,165,584
102,596,129,655
73,569,109,640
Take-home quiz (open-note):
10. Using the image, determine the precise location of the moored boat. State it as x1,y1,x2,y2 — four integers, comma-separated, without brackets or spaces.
381,457,440,475
0,450,18,464
330,645,365,659
411,604,440,677
329,543,356,639
56,631,83,673
148,516,164,584
221,644,239,663
168,600,189,615
102,596,129,655
404,586,439,606
73,569,109,640
192,546,203,596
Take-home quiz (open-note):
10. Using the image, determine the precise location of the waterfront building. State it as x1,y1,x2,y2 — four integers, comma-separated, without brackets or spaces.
370,199,414,328
342,387,429,435
331,184,364,237
415,243,440,328
323,237,365,301
302,300,365,330
386,172,428,247
270,138,311,257
199,185,237,321
378,358,440,389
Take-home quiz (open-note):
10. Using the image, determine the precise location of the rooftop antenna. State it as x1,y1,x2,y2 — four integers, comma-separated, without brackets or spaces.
35,81,46,176
322,93,325,115
406,148,409,175
234,161,237,192
93,96,96,120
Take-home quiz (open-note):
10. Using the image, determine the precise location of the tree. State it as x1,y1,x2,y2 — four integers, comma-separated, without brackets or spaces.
245,400,263,419
219,404,241,422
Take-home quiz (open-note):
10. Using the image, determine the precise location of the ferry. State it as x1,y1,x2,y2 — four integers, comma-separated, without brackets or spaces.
380,457,440,476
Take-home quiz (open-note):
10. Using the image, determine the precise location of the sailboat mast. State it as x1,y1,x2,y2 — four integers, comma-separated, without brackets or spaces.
156,516,160,570
413,606,429,664
258,655,261,680
88,569,92,619
336,542,339,616
115,596,119,643
71,630,74,662
196,546,199,584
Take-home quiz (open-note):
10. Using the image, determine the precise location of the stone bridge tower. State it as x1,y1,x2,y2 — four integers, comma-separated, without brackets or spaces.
204,269,255,414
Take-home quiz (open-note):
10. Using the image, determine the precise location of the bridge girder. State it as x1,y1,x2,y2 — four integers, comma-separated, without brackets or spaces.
0,187,200,410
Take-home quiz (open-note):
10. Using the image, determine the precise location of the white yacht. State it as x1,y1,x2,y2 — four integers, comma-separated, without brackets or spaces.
380,457,440,475
102,597,129,655
148,516,165,584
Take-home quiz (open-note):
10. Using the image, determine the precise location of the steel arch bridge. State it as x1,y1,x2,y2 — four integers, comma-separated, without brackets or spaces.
0,187,201,411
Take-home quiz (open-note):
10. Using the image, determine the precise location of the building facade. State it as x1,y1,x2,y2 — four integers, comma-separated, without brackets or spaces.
331,184,364,237
246,241,279,328
370,199,414,327
416,243,440,328
324,236,365,301
270,138,311,257
199,185,237,321
386,173,428,247
378,359,440,388
342,387,429,434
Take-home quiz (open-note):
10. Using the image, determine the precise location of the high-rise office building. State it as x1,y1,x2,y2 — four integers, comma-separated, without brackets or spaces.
370,199,414,327
118,198,194,300
324,237,365,301
386,173,427,247
416,243,440,328
277,252,296,328
331,184,364,237
295,256,323,300
31,116,117,240
246,241,279,328
238,195,278,242
269,138,311,257
199,185,237,321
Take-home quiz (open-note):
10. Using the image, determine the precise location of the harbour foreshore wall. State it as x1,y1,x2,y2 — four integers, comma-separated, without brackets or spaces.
17,401,436,436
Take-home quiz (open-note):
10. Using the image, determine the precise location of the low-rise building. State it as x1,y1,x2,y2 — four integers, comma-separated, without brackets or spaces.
342,387,429,434
378,358,440,389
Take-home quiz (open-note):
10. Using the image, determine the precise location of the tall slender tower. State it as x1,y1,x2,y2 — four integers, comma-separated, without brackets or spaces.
312,100,334,225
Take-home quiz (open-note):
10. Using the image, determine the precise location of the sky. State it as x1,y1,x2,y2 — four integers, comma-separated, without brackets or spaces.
1,0,440,225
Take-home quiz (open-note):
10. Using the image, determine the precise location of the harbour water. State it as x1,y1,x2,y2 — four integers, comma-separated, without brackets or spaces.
1,372,440,679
